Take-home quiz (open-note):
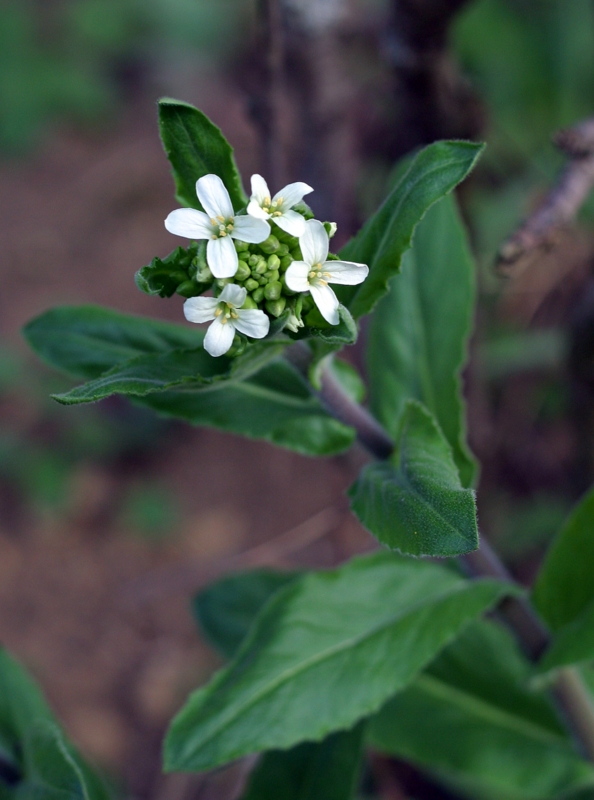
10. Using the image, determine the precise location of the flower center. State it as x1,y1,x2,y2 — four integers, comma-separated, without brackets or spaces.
214,303,239,324
262,196,284,218
210,215,235,239
308,263,331,287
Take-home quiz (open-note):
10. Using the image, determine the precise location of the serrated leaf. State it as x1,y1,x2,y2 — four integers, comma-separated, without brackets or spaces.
240,727,364,800
367,195,477,487
303,304,357,346
368,620,594,800
159,98,247,211
338,140,484,319
349,401,478,557
135,243,200,299
164,551,511,772
194,569,302,660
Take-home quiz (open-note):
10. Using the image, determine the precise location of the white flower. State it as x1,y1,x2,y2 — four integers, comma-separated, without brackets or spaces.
247,175,313,237
165,175,270,279
184,284,270,357
285,220,368,325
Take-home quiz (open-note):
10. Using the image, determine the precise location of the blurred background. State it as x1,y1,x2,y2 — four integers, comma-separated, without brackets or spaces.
1,0,594,797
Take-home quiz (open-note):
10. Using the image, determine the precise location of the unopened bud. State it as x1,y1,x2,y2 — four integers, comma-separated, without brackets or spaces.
245,278,259,292
176,280,199,298
241,296,258,309
234,240,248,252
265,269,280,283
267,254,281,271
290,247,302,260
323,221,338,238
260,235,280,254
253,258,268,275
279,255,293,271
248,254,260,267
235,260,251,281
264,281,282,301
276,244,290,257
252,287,265,303
266,297,286,317
216,278,232,289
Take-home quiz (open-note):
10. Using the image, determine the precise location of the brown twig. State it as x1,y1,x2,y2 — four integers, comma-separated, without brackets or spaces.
497,116,594,277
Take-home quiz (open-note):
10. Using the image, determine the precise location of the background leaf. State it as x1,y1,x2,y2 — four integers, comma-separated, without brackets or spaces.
349,401,478,556
164,551,510,772
368,620,594,800
158,97,247,211
367,194,477,487
338,140,484,319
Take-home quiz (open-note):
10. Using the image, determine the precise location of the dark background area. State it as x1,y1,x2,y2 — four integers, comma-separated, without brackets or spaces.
1,1,594,797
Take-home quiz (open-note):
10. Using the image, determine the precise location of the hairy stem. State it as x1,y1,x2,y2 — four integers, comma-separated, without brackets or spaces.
311,354,594,762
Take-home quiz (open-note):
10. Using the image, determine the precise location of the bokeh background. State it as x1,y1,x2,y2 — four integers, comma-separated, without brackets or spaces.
1,0,594,797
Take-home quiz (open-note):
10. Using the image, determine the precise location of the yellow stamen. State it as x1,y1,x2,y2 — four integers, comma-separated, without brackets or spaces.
211,235,218,240
219,231,227,237
319,279,328,287
221,317,228,324
210,218,217,225
214,308,222,316
231,310,239,319
216,215,225,223
226,223,234,231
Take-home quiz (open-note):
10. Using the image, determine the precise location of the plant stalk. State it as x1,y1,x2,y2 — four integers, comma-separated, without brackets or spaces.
312,355,594,763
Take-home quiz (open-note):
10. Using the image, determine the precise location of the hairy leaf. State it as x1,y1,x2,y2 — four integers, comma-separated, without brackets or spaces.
159,98,246,211
367,195,477,487
164,551,510,772
338,140,484,318
368,620,594,800
135,242,202,299
349,401,478,556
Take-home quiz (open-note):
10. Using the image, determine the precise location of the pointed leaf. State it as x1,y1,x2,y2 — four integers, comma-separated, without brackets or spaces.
135,242,207,299
241,727,364,800
349,401,478,557
338,140,484,318
159,98,247,211
367,195,477,487
368,620,594,800
164,551,511,772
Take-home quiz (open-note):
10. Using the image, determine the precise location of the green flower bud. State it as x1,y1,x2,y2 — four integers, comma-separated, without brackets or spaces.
234,240,248,252
279,255,293,271
260,235,280,254
235,260,251,281
264,281,282,301
176,280,199,298
252,287,265,303
241,296,258,309
267,254,281,271
276,244,290,257
248,254,260,267
253,258,268,275
323,221,338,238
293,202,314,220
266,297,286,317
264,269,280,283
258,275,268,286
290,247,302,260
245,278,259,292
216,278,232,288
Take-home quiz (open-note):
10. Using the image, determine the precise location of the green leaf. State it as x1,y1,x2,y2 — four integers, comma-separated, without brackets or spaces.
349,401,478,557
338,140,484,319
367,195,477,487
240,727,364,800
135,242,202,299
164,550,511,772
329,359,366,404
303,305,358,346
368,620,594,800
194,569,302,660
23,305,201,380
533,488,594,632
134,360,356,456
537,601,594,674
158,98,247,211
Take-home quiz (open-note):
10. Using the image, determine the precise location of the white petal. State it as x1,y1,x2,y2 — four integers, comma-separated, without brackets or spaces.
207,236,238,278
247,199,270,220
165,208,213,240
250,174,270,205
234,309,270,339
183,296,219,324
196,174,234,220
274,181,313,209
284,261,311,293
233,215,270,244
275,209,306,237
325,260,369,285
219,283,247,308
310,283,339,325
204,317,236,357
300,219,329,266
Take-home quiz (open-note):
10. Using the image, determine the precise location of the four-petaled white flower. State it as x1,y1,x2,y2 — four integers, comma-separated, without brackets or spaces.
184,284,270,357
165,175,270,279
285,220,368,325
247,175,313,237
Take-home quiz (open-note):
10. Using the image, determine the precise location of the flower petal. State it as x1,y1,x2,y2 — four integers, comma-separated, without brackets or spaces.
183,296,219,324
196,174,234,220
275,209,306,237
234,309,271,339
219,283,247,308
284,261,311,293
325,260,369,285
300,219,329,266
233,215,271,243
250,174,270,205
247,199,270,221
274,181,313,209
207,236,238,278
165,208,212,240
204,317,236,357
310,283,339,325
